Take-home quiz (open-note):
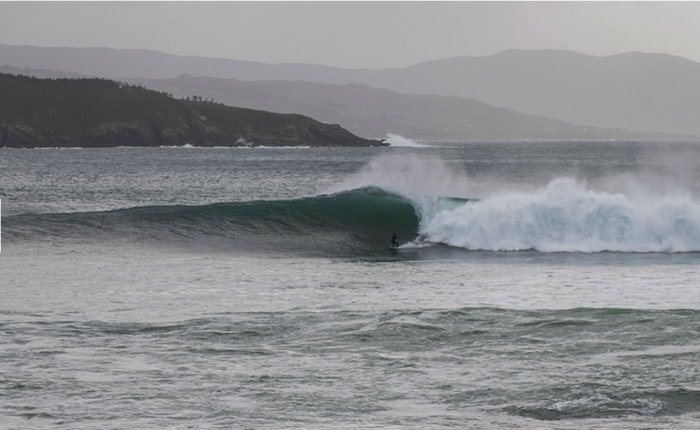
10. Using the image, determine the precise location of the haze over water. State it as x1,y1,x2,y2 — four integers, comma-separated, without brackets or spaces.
3,142,700,428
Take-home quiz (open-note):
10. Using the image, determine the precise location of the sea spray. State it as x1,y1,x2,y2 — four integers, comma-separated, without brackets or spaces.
419,178,700,252
384,133,429,147
327,153,700,253
327,153,481,200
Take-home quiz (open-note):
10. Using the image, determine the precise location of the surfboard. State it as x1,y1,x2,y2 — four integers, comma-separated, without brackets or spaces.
389,247,399,251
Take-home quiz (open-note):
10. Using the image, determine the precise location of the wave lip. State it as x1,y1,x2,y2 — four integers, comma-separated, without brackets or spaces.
420,178,700,253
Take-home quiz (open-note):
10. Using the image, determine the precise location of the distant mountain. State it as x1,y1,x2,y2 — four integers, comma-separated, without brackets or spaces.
370,50,700,137
0,44,346,81
1,65,691,142
0,65,86,79
125,75,690,141
2,44,699,137
0,73,381,148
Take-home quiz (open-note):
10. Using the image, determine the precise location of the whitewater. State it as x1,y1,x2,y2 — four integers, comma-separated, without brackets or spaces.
3,141,700,429
330,150,700,253
416,178,700,253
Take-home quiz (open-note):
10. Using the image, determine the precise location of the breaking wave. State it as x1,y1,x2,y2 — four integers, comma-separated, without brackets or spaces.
7,164,700,254
418,178,700,253
384,133,429,148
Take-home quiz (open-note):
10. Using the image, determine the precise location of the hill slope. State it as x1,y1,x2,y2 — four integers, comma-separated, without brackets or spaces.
126,75,689,141
369,50,700,136
0,73,381,148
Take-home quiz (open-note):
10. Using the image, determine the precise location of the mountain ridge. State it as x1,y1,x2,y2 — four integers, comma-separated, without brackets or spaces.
3,44,700,136
2,65,696,142
125,74,695,142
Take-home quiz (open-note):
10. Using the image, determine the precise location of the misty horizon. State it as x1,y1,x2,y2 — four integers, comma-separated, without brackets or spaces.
2,42,700,71
3,2,700,69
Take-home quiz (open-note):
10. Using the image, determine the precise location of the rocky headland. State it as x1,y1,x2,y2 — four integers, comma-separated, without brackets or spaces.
0,73,384,148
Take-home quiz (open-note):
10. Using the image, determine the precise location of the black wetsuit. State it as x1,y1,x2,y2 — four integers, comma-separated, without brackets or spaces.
391,234,399,248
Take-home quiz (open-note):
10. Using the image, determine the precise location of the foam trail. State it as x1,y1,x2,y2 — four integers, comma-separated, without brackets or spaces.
384,133,428,147
420,178,700,253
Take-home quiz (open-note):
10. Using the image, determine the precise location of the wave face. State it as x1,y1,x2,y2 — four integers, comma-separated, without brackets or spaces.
419,178,700,253
8,176,700,254
5,187,421,256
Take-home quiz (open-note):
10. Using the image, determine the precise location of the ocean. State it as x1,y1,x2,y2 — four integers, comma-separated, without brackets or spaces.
3,141,700,429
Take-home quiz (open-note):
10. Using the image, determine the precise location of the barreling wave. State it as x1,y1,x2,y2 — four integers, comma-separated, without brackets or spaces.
5,187,421,256
8,177,700,254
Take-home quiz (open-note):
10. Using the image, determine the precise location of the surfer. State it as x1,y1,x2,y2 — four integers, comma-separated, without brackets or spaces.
391,233,399,248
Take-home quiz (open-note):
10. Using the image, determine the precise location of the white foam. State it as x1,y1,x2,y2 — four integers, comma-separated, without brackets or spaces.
332,153,700,253
419,178,700,253
384,133,428,147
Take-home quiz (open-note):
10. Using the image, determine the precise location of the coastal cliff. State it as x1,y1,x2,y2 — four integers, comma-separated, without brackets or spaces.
0,73,384,148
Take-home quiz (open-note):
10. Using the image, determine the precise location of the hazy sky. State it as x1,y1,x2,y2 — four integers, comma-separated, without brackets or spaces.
2,2,700,69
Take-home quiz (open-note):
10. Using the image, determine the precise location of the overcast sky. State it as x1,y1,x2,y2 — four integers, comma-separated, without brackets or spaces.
2,2,700,69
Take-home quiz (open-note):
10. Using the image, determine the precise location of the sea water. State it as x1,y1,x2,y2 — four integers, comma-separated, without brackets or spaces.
3,142,700,429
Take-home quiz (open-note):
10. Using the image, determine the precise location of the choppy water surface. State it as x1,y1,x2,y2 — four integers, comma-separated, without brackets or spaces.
3,141,700,429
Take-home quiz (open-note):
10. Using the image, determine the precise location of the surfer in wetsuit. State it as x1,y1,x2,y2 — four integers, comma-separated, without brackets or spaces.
391,233,399,248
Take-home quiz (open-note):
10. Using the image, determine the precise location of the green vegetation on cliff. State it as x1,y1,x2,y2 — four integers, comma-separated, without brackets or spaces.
0,73,383,148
